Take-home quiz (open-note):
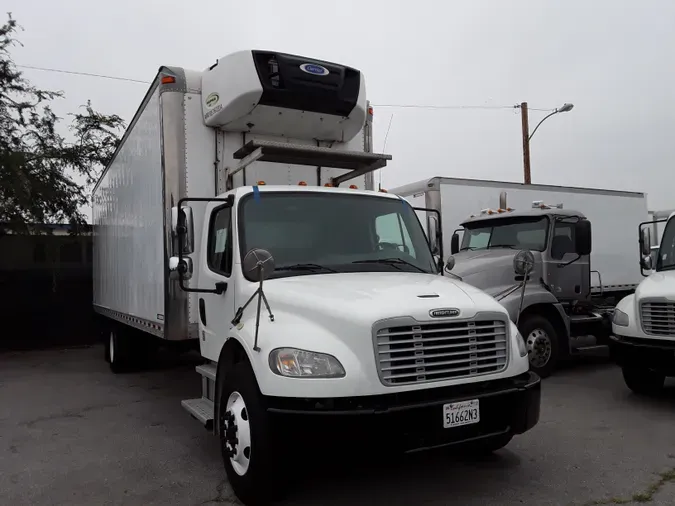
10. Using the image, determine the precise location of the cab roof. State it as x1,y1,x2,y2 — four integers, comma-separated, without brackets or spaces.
461,206,585,226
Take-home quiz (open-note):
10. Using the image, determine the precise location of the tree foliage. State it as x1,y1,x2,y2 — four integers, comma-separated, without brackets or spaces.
0,13,125,233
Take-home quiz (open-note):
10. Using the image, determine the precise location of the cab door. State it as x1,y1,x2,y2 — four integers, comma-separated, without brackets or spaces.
197,201,238,361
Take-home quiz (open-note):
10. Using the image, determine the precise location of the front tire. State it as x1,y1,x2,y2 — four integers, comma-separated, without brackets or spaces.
622,366,665,395
519,314,560,379
219,360,282,505
464,434,513,455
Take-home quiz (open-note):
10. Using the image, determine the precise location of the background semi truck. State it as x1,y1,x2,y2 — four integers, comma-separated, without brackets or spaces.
611,209,675,394
393,177,650,377
92,51,540,504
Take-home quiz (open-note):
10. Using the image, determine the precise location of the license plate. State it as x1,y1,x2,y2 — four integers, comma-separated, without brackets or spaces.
443,399,480,428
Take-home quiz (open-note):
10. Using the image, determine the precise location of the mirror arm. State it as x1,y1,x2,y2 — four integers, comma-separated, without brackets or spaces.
173,195,234,294
413,206,443,275
557,254,581,268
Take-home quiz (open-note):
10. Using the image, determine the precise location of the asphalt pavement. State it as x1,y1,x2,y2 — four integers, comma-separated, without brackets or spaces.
2,346,675,506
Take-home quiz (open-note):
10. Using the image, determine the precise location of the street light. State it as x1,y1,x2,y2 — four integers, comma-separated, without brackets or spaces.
519,102,574,184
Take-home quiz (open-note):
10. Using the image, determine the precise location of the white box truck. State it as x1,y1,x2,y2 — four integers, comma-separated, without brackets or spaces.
93,52,540,504
611,208,675,395
392,177,650,378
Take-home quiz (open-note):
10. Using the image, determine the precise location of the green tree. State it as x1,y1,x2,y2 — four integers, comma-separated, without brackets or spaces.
0,13,125,233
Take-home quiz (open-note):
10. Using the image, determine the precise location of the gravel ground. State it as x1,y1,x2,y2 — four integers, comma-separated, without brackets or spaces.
2,345,675,506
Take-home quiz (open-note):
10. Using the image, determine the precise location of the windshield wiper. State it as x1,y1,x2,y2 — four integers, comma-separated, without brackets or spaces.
352,258,427,273
275,263,338,273
460,246,478,251
489,244,518,249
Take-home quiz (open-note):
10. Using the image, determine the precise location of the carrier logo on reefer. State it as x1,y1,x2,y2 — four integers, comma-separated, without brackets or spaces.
430,308,460,318
299,63,330,76
205,92,220,107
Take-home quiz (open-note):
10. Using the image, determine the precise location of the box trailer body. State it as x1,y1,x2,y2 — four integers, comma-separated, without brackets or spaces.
92,51,539,505
393,176,650,294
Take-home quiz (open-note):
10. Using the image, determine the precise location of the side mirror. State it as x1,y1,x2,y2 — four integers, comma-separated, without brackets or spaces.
640,228,652,257
450,233,460,255
242,248,275,283
169,256,194,280
640,255,653,271
575,219,592,256
426,214,440,255
444,256,456,272
513,250,535,276
171,205,195,255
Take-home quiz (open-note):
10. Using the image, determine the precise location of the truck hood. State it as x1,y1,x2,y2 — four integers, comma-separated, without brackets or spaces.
636,269,675,300
448,249,542,294
260,272,506,323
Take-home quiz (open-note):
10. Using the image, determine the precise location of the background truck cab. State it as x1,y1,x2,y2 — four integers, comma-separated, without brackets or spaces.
611,209,675,394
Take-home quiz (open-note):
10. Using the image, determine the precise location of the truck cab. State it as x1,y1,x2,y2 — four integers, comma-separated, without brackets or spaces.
445,199,599,377
611,210,675,395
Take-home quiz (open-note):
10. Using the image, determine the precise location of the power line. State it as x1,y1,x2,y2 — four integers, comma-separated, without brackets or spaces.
16,64,150,84
16,63,555,112
373,103,553,112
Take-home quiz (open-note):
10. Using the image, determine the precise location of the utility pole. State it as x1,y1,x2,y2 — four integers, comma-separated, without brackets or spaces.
520,102,531,185
518,101,574,185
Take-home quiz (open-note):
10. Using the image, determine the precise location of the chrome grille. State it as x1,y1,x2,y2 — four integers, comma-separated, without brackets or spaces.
374,318,509,386
641,301,675,337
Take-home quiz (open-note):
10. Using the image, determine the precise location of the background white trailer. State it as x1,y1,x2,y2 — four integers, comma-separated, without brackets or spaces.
393,177,650,294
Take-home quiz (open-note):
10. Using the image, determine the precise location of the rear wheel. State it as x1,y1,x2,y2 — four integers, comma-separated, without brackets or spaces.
622,366,665,396
219,360,283,505
519,315,559,378
108,327,132,373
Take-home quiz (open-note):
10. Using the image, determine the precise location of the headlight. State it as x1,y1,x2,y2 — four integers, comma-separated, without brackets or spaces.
511,322,528,357
516,330,528,357
269,348,346,378
613,309,629,327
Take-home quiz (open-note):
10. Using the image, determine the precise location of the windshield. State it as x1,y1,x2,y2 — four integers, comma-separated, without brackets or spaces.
461,217,549,252
657,218,675,271
238,192,437,279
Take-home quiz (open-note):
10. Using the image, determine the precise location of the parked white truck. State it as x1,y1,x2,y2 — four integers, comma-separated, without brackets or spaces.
611,209,675,394
92,52,540,504
393,177,650,377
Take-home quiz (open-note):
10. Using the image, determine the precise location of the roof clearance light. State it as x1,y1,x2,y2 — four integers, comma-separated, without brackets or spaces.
349,185,358,189
368,106,374,116
379,189,388,193
324,183,333,187
298,181,307,186
257,180,266,185
161,75,176,84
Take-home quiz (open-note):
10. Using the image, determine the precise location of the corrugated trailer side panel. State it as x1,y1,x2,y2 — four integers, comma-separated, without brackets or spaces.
93,83,165,335
436,180,649,291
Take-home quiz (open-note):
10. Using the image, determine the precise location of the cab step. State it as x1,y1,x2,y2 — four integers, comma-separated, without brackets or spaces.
181,362,217,431
181,398,214,430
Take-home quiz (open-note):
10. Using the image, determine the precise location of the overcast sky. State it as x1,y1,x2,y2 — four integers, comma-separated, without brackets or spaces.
6,0,675,213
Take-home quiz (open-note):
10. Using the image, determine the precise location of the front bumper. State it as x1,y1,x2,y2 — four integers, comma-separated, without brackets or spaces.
264,372,541,452
610,334,675,375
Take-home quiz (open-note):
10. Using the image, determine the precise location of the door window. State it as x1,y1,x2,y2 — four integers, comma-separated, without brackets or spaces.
551,221,576,260
207,206,232,276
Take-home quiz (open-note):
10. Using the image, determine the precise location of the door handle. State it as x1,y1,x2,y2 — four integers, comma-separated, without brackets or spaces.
199,298,206,325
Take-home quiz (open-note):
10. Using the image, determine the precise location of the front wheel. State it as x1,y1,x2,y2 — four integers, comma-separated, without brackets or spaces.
622,366,665,396
519,315,560,379
219,360,283,505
